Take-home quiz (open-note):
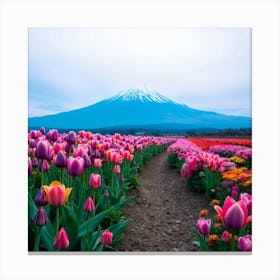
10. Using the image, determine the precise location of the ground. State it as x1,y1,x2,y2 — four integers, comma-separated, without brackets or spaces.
117,151,215,252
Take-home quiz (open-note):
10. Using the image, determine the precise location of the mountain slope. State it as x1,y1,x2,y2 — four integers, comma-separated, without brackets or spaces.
29,87,251,130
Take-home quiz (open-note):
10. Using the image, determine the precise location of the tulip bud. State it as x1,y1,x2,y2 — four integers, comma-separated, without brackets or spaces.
39,127,46,135
28,138,36,148
35,140,51,160
42,159,50,172
113,165,121,174
238,235,252,251
84,196,95,212
82,153,91,168
66,131,76,145
32,157,39,168
196,217,211,236
89,174,101,189
103,190,109,198
221,230,231,243
33,206,49,227
93,158,102,168
100,229,113,245
55,151,67,168
53,227,69,250
34,188,47,206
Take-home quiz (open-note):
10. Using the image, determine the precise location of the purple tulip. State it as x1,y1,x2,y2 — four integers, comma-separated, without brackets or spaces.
42,159,50,172
67,156,84,177
33,206,49,227
35,140,51,160
47,129,58,142
196,217,211,236
39,127,46,135
55,151,67,168
239,193,252,213
238,235,252,251
66,131,76,145
28,138,36,148
32,157,39,168
82,153,91,168
34,188,47,206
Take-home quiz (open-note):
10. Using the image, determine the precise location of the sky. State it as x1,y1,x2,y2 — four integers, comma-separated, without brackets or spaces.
28,28,251,117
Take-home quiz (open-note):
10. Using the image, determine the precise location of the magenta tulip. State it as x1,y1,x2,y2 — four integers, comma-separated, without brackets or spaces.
238,235,252,251
214,196,252,229
196,217,211,236
221,230,231,243
100,229,113,245
67,156,84,177
53,227,69,250
113,165,121,174
89,173,101,189
84,196,95,212
239,193,252,213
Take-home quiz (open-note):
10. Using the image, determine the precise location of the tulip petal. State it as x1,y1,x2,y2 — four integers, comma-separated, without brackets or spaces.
223,196,236,215
224,203,245,229
49,180,65,189
64,188,72,204
244,215,252,226
214,205,224,223
42,186,50,202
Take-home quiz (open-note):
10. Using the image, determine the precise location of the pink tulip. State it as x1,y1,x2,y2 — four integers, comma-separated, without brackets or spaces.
113,165,121,174
93,158,102,168
196,217,211,236
221,230,231,243
214,196,252,229
84,196,95,212
238,235,252,251
89,173,101,189
53,227,69,250
100,229,113,245
239,193,252,213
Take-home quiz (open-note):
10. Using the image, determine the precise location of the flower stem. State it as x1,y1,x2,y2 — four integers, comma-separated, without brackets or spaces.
41,163,44,186
230,230,236,251
34,227,41,251
86,212,91,251
56,207,60,234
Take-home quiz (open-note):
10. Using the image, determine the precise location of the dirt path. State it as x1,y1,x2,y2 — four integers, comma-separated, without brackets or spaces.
117,151,215,252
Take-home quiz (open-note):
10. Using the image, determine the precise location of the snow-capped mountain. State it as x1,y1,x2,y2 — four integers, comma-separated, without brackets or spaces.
106,87,175,104
28,87,251,130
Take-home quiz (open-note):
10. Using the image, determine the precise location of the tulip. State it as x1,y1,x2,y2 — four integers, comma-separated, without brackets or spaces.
84,196,95,212
103,190,109,198
42,159,50,172
35,140,51,160
113,165,121,174
239,193,252,213
89,174,101,189
47,129,58,142
67,156,84,177
34,188,47,206
100,229,113,245
33,206,49,227
214,196,252,229
28,157,32,176
42,181,72,206
39,127,46,135
55,151,67,168
28,138,36,148
82,153,91,168
196,217,211,236
66,131,76,145
53,227,69,250
238,235,252,251
32,157,39,168
93,158,102,168
221,230,231,243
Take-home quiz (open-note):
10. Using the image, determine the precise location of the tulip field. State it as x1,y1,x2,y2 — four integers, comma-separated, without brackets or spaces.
28,128,252,252
167,138,252,251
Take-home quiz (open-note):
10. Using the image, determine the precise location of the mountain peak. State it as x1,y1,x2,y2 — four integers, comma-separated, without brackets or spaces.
105,87,173,104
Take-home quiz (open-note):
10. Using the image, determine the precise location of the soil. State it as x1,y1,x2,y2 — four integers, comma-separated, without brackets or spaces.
117,151,216,252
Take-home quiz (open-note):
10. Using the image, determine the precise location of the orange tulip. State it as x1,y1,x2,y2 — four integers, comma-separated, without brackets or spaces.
42,181,72,206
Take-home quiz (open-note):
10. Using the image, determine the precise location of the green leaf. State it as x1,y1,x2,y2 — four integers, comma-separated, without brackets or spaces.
192,241,201,247
41,222,55,251
28,192,38,224
61,205,80,250
78,208,113,238
192,229,210,251
115,195,134,210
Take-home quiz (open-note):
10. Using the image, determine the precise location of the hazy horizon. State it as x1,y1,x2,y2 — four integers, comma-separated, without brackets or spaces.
28,28,251,118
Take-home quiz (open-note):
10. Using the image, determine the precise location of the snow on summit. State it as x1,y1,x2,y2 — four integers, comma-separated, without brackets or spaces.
106,87,174,104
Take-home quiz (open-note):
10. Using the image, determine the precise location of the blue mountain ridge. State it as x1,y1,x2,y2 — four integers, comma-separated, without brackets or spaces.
28,87,252,130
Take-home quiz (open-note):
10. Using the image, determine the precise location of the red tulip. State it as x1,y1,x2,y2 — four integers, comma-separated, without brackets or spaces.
53,227,69,250
100,229,113,245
